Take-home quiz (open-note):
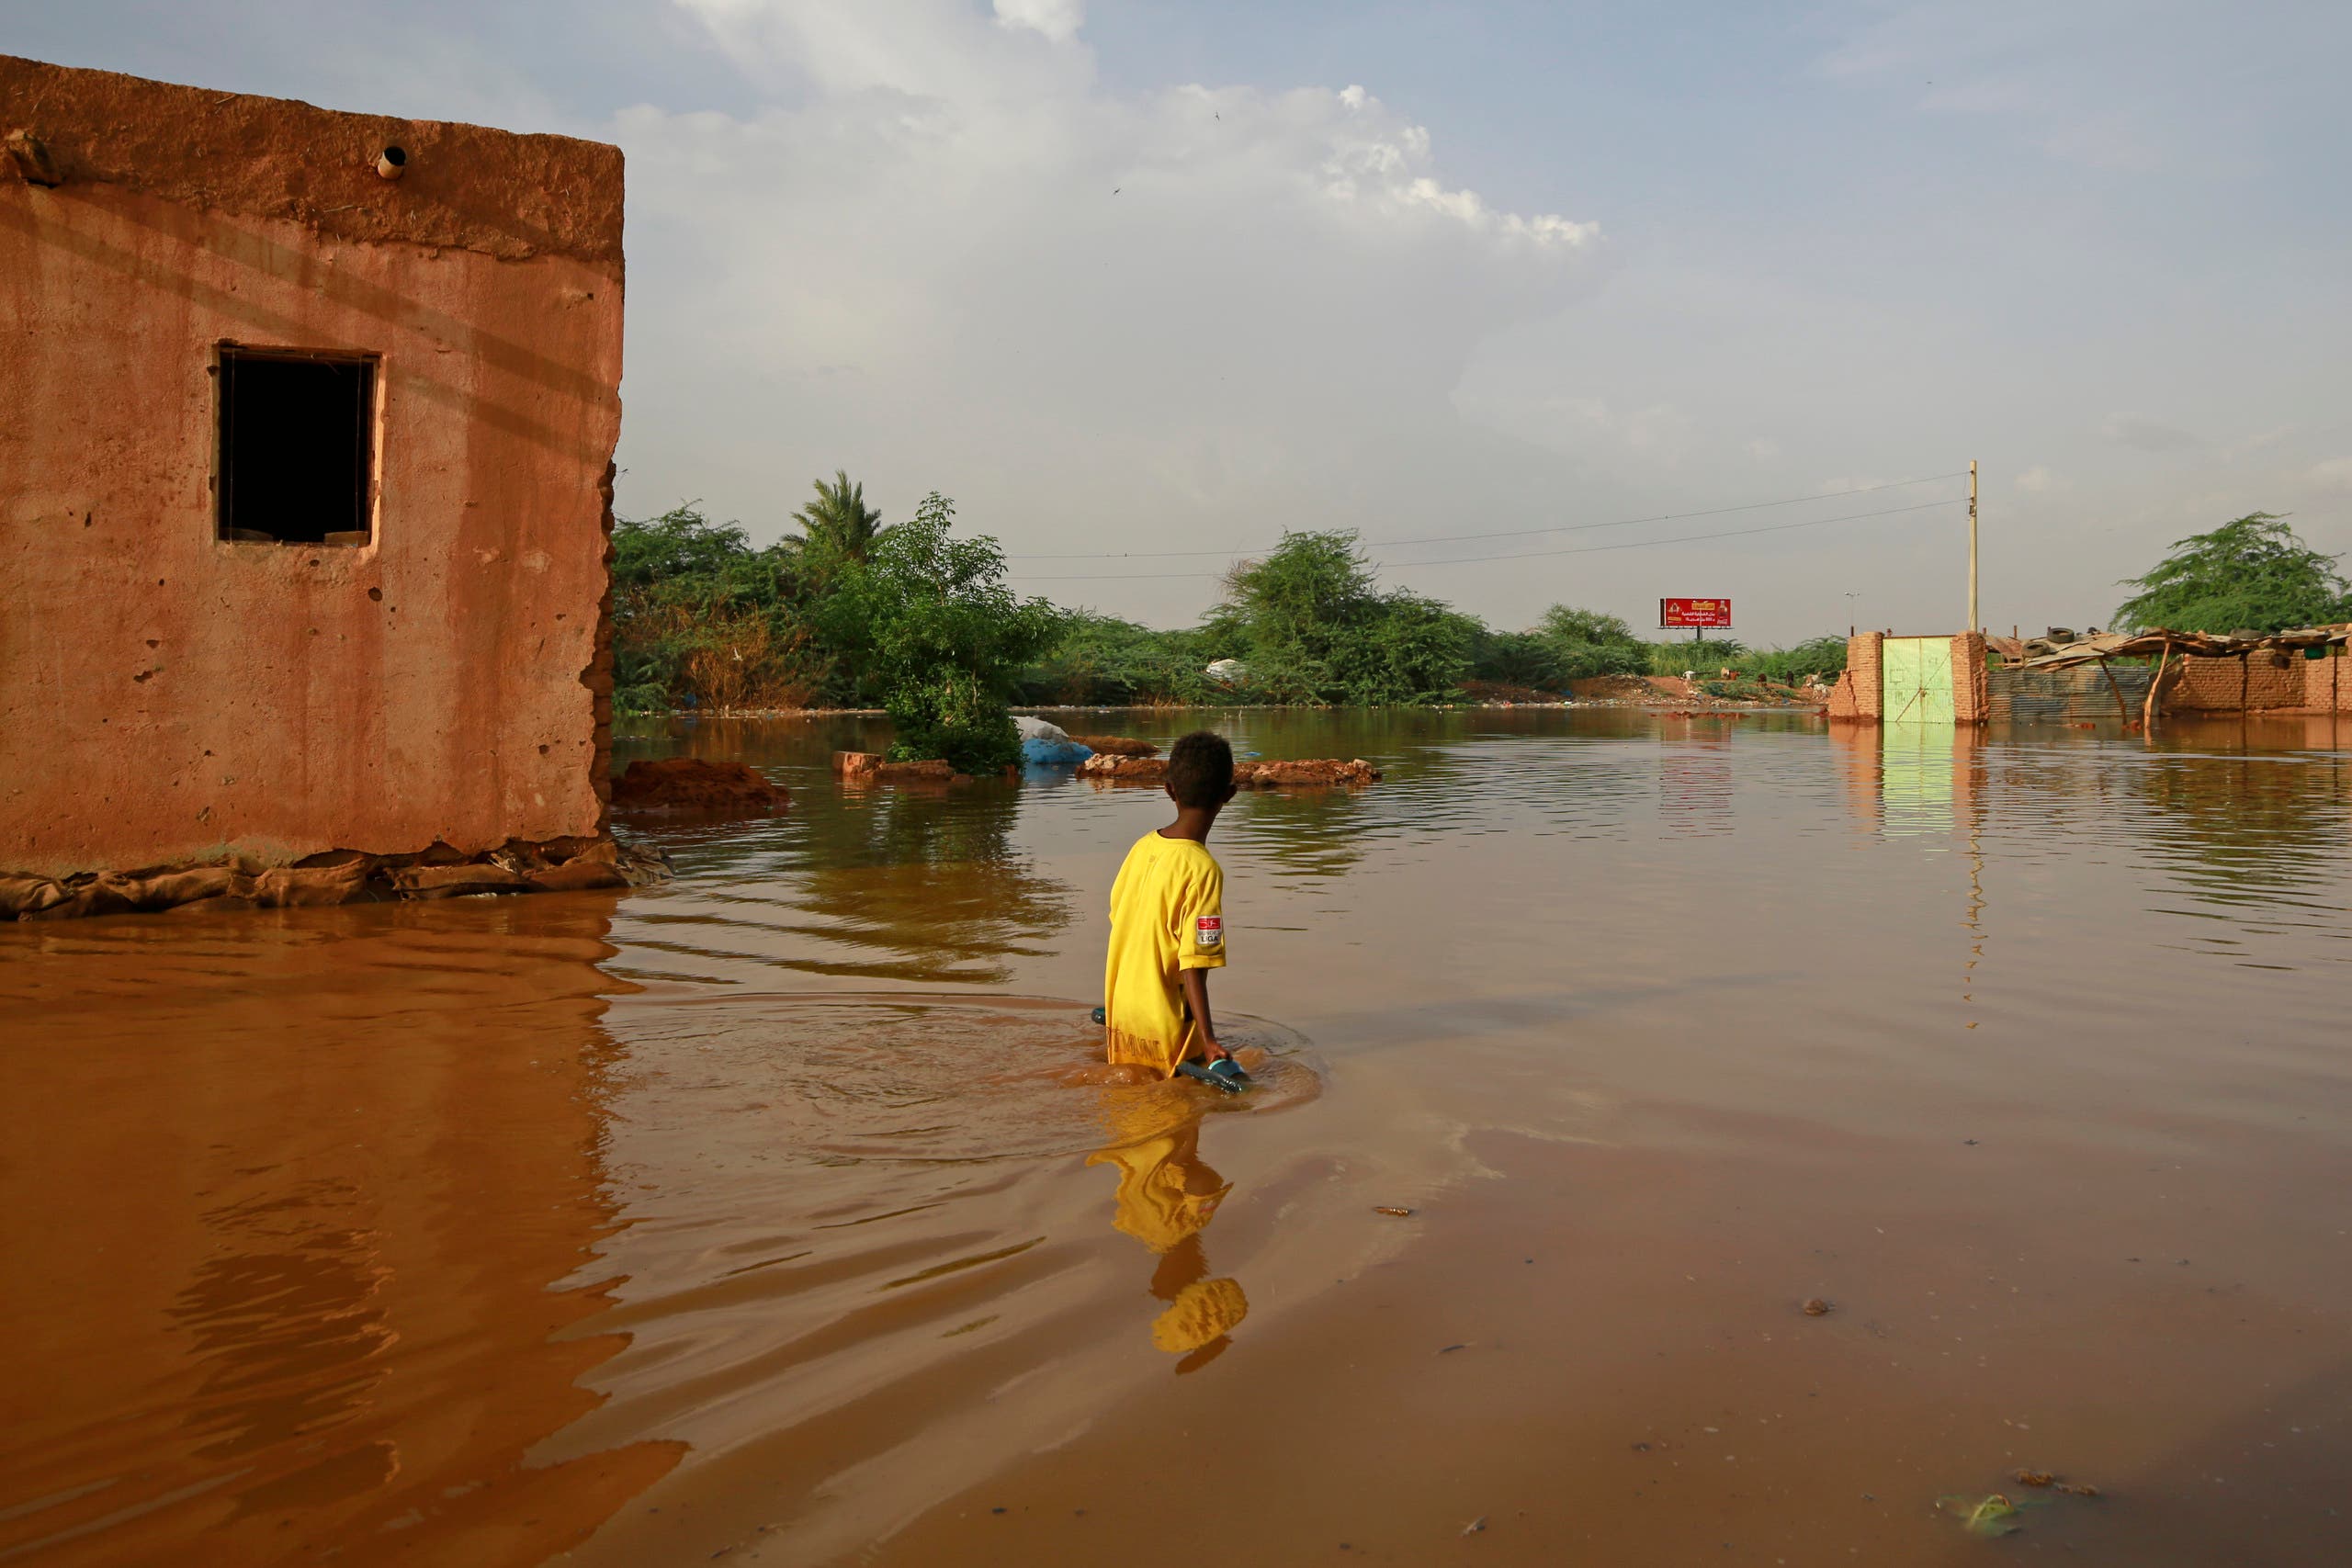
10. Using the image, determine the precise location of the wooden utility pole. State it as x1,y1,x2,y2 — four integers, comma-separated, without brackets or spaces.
1967,458,1979,632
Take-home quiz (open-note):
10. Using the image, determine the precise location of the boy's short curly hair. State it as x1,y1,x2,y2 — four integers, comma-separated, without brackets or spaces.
1165,730,1235,808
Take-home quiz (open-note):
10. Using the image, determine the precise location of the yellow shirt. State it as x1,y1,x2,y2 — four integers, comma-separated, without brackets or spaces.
1103,830,1227,1077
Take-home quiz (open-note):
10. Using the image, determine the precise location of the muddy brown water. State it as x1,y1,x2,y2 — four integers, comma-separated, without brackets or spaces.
6,710,2351,1566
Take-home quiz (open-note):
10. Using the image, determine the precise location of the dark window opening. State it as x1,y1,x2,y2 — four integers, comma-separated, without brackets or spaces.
217,348,378,545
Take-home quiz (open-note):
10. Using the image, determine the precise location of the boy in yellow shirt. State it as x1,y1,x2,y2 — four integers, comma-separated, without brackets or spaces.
1103,731,1242,1084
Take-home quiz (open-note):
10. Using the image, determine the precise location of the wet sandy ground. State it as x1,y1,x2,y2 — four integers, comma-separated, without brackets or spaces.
4,710,2349,1565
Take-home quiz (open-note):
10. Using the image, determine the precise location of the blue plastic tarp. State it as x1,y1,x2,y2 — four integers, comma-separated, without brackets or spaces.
1020,737,1093,766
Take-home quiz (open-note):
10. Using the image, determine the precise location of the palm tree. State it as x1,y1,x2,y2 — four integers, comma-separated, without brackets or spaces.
790,470,888,564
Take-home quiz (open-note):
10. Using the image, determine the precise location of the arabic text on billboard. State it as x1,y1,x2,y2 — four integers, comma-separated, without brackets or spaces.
1660,597,1733,629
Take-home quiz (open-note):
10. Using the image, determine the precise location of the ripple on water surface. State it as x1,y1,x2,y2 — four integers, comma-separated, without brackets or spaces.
606,991,1321,1168
9,708,2352,1568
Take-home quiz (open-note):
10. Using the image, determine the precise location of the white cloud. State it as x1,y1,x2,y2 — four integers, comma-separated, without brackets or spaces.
2016,464,2055,492
2308,457,2352,493
992,0,1083,44
614,0,1601,602
2101,413,2199,453
673,0,1080,99
2222,427,2291,462
1445,391,1685,460
1743,438,1781,462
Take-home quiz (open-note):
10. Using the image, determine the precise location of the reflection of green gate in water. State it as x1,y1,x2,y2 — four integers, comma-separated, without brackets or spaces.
1879,723,1954,838
1883,637,1955,723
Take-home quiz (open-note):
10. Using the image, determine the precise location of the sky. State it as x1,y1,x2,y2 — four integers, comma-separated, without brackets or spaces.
12,0,2350,643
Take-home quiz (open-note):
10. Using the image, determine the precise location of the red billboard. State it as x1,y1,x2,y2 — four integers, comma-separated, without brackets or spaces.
1659,597,1733,629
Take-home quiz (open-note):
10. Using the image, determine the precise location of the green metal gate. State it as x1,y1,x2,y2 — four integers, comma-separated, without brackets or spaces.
1883,637,1955,723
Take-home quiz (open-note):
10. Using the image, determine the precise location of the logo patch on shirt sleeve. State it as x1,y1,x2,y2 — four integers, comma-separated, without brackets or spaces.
1194,915,1223,950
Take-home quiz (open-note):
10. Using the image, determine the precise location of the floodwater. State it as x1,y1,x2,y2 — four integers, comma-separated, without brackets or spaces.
6,708,2351,1566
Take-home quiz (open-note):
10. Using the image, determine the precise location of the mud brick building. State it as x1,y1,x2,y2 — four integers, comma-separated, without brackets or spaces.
0,57,624,897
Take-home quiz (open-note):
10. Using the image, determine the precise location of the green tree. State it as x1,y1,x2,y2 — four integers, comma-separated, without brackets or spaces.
1532,604,1647,679
612,502,771,602
819,493,1067,771
1469,628,1566,688
1340,594,1480,705
2113,513,2351,635
789,470,890,575
1214,531,1470,704
609,504,820,712
1020,614,1219,705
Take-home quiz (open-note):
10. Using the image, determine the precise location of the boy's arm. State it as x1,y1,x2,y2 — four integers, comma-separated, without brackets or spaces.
1180,966,1228,1061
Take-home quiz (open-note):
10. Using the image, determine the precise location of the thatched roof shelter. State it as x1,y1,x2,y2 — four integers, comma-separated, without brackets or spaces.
1998,625,2352,670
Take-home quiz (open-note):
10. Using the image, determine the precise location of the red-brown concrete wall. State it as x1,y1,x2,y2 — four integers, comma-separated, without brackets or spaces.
0,57,623,878
2162,653,2306,712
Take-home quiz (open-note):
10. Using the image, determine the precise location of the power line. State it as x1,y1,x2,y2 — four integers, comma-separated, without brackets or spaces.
1004,472,1967,560
1016,496,1964,581
1392,497,1962,566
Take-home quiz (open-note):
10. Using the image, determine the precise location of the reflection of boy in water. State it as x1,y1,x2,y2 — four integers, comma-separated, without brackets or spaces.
1102,732,1238,1079
1087,1114,1249,1361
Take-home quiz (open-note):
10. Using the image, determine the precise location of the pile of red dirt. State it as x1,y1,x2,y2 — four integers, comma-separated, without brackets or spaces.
831,751,966,785
1566,675,1689,704
613,757,791,812
1070,735,1159,757
1077,753,1165,782
1238,758,1382,786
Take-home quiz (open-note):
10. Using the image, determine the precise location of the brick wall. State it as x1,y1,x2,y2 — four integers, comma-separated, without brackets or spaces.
1951,631,1988,722
1834,633,1883,720
2163,653,2306,712
2307,649,2352,711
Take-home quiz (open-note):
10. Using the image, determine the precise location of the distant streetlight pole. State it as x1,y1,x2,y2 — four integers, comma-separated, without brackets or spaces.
1968,458,1979,633
1844,591,1862,637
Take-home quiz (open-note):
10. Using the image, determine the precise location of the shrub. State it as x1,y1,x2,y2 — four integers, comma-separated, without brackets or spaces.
610,503,825,711
819,493,1067,772
1532,605,1648,680
1021,615,1224,705
1214,532,1471,704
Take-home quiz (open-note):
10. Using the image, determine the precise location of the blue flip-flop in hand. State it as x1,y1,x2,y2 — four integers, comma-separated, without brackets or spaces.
1176,1057,1252,1093
1092,1007,1251,1092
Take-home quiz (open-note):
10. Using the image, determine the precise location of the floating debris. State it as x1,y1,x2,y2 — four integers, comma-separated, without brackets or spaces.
1082,754,1383,788
1069,734,1158,758
1374,1206,1414,1217
1462,1516,1487,1536
1803,1298,1834,1316
1936,1494,2027,1537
